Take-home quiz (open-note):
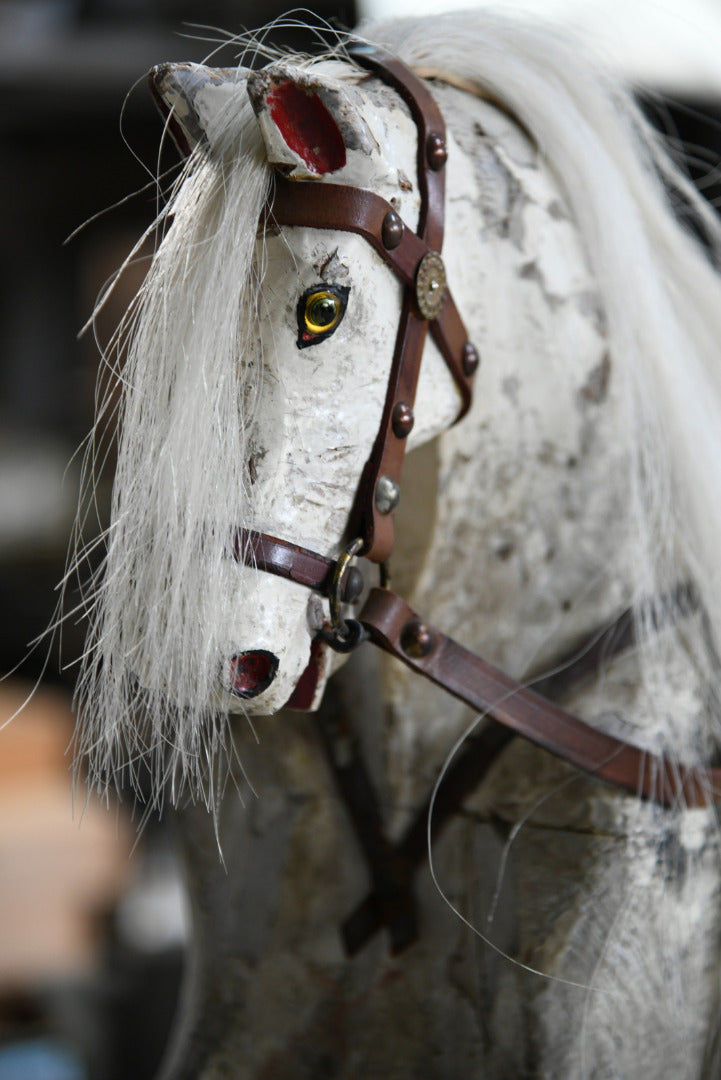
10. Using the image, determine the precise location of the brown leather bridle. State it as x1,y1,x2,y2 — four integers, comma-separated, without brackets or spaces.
235,45,721,816
262,45,477,565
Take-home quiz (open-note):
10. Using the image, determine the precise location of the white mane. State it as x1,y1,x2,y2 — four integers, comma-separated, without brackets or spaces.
72,88,273,810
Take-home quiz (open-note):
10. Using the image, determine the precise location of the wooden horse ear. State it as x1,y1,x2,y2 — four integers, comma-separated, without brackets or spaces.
149,62,249,157
149,60,377,178
246,64,374,179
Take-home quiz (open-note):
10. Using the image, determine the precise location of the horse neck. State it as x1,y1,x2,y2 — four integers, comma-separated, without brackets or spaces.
401,85,634,672
383,82,721,798
378,86,644,811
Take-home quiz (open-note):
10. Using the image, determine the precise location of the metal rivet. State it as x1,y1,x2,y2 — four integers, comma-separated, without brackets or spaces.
341,566,364,604
426,133,447,171
462,342,480,377
375,475,401,515
400,619,435,658
392,401,415,439
382,210,404,250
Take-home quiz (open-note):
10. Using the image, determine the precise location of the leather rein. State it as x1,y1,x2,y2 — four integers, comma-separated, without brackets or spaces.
236,46,721,810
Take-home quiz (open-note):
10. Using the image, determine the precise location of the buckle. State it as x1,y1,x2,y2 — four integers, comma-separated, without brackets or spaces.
317,537,369,653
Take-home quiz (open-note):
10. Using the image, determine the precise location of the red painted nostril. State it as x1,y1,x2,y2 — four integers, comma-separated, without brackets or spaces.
228,650,279,698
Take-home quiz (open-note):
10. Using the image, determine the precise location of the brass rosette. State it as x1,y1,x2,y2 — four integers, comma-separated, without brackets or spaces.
415,251,447,320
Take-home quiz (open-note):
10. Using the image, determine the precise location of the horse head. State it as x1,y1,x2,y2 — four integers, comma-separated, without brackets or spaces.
75,53,469,803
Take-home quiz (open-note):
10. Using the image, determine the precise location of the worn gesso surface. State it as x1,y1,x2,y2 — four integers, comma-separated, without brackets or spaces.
154,68,721,1080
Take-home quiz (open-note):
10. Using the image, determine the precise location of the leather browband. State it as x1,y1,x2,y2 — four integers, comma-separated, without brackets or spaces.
245,46,721,815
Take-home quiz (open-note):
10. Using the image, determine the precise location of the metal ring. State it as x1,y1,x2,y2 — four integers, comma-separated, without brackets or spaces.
328,536,364,630
317,618,368,654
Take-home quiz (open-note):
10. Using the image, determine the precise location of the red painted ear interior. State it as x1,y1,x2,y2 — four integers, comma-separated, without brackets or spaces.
266,81,346,174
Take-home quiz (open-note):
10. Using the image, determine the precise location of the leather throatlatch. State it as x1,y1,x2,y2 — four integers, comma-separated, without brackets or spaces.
360,587,721,809
237,523,721,810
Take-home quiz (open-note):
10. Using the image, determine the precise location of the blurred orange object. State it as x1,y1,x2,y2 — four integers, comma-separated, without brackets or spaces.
0,681,132,988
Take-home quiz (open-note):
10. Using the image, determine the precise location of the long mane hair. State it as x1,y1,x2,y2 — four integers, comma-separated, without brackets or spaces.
72,81,274,811
72,11,721,811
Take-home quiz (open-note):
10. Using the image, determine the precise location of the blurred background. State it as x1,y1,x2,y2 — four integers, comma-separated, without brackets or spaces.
1,1,720,1077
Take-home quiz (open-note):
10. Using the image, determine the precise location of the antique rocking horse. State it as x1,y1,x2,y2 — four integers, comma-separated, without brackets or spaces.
70,10,721,1078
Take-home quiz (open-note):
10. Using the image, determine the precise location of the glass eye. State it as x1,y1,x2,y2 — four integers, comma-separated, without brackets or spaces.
297,284,349,349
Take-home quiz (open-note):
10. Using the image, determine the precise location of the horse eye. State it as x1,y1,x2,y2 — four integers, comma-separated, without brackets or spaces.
297,284,349,349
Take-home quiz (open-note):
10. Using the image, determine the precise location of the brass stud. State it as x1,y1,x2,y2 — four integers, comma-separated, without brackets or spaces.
426,133,447,171
392,401,415,439
382,210,404,250
462,342,480,377
375,475,401,515
400,619,435,658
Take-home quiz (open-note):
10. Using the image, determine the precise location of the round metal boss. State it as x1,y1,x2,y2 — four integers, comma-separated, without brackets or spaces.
462,342,480,376
415,251,447,320
375,475,401,515
400,619,435,658
341,566,364,604
382,210,404,250
426,132,448,171
392,401,414,439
